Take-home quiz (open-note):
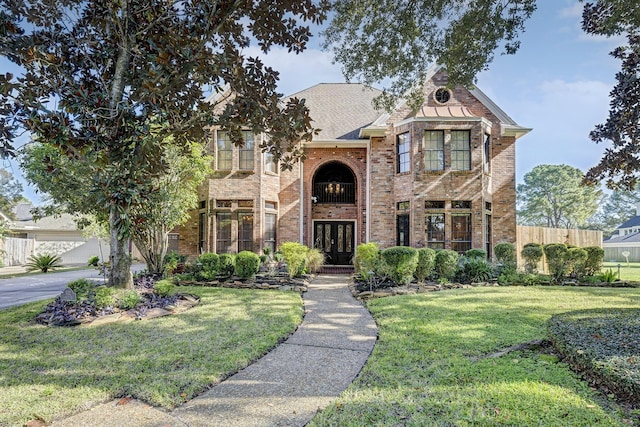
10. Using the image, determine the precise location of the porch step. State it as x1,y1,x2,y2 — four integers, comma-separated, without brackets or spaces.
319,265,354,275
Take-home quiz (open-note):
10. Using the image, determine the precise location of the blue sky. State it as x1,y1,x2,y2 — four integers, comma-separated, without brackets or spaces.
1,0,623,204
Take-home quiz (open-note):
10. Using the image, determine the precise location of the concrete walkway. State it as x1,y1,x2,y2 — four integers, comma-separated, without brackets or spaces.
51,275,378,427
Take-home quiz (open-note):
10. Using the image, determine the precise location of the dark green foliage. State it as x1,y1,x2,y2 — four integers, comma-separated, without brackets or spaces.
234,251,261,278
548,308,640,405
280,242,308,279
456,257,494,284
118,290,142,310
497,271,549,286
94,286,115,309
543,243,569,283
25,253,63,273
521,243,543,274
567,247,588,279
465,249,486,260
153,279,176,297
67,279,94,301
87,256,100,267
380,246,418,285
415,248,436,283
434,249,459,280
195,253,220,281
218,254,236,277
494,243,516,270
600,269,618,283
354,242,381,281
583,246,605,276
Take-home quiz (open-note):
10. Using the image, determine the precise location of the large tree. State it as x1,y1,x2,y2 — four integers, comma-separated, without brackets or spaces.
517,164,602,229
0,167,22,216
586,188,640,237
0,1,327,287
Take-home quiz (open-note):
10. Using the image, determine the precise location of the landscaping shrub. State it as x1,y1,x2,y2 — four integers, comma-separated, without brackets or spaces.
494,242,516,271
354,242,381,281
94,285,116,309
456,256,494,283
87,255,100,267
544,243,569,283
465,249,486,260
234,251,261,278
25,253,63,273
547,308,640,406
434,249,459,280
583,246,605,276
194,252,219,281
118,290,141,310
67,278,94,301
153,279,176,297
521,243,543,274
218,253,236,277
414,247,436,283
163,251,188,274
380,246,418,285
280,242,308,278
566,247,588,279
305,248,325,273
600,268,618,283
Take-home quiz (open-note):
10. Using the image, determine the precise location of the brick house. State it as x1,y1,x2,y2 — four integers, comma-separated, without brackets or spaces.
173,66,530,265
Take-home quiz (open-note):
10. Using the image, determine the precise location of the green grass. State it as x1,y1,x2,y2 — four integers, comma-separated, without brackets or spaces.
309,286,640,427
604,262,640,282
0,286,302,426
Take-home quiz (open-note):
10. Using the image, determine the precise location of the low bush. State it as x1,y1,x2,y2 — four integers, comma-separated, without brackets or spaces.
87,256,100,267
118,290,141,310
194,252,219,281
25,253,63,273
584,246,605,276
235,251,261,278
380,246,418,285
547,308,640,406
67,278,94,301
94,286,116,309
354,242,381,281
435,249,459,280
218,253,236,277
305,248,325,273
456,256,494,283
280,242,308,278
498,271,549,286
153,279,176,297
521,243,543,274
600,268,618,283
414,248,436,283
465,249,486,260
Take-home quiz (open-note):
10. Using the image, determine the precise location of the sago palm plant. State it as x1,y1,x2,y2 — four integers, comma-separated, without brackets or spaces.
25,254,63,273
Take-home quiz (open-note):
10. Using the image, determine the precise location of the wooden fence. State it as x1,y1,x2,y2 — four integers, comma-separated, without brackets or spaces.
516,226,603,272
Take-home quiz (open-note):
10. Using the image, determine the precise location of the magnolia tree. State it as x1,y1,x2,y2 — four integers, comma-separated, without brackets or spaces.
1,1,327,287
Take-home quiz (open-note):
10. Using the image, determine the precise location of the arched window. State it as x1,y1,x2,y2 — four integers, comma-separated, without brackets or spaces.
313,162,356,204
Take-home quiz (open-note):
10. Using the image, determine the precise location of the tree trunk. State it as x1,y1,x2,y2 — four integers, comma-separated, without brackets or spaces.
109,205,133,288
132,226,169,275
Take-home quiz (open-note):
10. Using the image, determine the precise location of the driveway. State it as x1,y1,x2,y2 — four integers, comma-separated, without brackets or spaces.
0,265,145,310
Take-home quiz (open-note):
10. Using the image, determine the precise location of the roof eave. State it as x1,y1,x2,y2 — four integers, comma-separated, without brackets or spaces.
502,125,532,139
303,139,369,148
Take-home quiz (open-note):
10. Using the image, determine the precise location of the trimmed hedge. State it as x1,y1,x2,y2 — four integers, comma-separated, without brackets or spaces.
218,253,236,277
548,308,640,405
280,242,308,278
584,246,605,276
235,251,261,278
521,243,543,274
355,242,380,281
415,248,436,283
435,249,459,280
195,252,220,281
380,246,418,285
544,243,569,283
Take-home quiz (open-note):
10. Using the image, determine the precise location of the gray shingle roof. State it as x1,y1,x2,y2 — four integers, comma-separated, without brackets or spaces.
285,84,383,141
616,215,640,230
604,231,640,244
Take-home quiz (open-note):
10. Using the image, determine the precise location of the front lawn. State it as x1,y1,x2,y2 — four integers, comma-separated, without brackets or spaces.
0,286,303,426
604,262,640,282
310,286,640,426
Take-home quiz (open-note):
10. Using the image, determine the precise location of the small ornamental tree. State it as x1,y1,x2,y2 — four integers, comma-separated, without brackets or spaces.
544,243,569,284
521,243,543,274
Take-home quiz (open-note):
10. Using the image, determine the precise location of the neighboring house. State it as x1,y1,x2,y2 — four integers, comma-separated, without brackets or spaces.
0,203,107,266
174,66,531,265
603,207,640,261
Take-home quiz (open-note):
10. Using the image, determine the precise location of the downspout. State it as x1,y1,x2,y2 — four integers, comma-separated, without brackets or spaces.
366,138,371,242
299,146,304,244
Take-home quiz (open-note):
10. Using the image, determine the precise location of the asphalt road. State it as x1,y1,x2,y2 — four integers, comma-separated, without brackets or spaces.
0,266,145,310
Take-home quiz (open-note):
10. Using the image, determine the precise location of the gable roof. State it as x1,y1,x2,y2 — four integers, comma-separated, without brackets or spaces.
285,83,383,141
604,230,640,244
617,215,640,230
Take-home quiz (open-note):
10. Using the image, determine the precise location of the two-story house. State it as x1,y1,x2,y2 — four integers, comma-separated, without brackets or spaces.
173,66,530,265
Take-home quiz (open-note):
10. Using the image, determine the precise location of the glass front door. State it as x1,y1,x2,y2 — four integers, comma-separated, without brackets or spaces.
314,221,354,265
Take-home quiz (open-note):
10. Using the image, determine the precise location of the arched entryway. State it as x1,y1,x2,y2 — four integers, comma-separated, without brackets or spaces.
312,162,357,265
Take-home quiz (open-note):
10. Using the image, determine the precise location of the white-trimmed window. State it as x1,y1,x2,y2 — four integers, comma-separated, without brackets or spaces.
451,130,471,171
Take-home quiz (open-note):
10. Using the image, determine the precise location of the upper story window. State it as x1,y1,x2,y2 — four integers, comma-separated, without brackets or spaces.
424,130,444,171
451,130,471,171
216,131,233,170
483,133,491,173
216,130,255,171
397,132,411,174
264,151,278,174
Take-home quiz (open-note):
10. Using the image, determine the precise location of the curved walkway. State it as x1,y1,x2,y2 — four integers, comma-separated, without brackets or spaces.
52,275,378,427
